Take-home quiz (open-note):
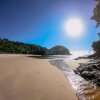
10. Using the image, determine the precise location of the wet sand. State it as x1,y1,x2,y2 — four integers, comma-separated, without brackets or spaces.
0,54,77,100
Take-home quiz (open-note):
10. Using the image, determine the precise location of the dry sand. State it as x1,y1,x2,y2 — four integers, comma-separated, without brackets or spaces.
0,54,77,100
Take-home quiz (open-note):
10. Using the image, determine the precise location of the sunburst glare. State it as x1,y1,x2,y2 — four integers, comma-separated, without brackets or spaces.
64,18,84,38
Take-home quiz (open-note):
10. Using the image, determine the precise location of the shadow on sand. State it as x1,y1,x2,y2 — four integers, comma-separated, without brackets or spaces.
27,55,50,59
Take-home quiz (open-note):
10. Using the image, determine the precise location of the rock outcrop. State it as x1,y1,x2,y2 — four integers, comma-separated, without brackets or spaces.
75,61,100,86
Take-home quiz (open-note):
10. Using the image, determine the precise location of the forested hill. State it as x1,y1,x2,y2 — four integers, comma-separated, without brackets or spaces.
0,38,48,55
0,38,71,55
48,45,71,55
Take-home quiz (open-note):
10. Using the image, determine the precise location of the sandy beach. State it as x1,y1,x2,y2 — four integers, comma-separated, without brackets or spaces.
0,54,77,100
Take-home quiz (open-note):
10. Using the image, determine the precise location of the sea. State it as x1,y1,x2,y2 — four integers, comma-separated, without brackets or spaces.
49,53,100,100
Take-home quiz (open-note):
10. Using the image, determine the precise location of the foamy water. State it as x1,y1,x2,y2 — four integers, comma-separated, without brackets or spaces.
49,59,100,100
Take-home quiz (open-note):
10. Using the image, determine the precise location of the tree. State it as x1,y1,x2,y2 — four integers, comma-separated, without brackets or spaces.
98,32,100,40
0,38,48,55
91,0,100,27
91,0,100,56
92,41,100,55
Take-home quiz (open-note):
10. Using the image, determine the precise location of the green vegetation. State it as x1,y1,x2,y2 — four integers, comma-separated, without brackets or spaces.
91,0,100,56
0,38,48,55
0,38,71,55
48,45,71,55
98,32,100,40
92,41,100,55
91,0,100,28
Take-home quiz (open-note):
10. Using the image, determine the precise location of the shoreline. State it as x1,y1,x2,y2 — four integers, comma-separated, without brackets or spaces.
49,58,100,99
0,54,77,100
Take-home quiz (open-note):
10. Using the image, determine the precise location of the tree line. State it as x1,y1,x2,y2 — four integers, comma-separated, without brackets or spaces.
0,38,71,55
0,38,48,55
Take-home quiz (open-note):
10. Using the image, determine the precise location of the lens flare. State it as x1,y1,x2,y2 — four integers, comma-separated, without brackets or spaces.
64,18,84,38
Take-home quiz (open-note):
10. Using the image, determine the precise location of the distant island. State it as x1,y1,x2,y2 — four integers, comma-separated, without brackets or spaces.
0,38,71,55
48,45,71,55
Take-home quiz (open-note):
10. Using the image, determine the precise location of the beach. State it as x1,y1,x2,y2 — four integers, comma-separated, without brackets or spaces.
0,54,77,100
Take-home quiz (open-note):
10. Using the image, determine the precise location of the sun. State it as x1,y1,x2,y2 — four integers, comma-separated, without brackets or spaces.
64,18,84,38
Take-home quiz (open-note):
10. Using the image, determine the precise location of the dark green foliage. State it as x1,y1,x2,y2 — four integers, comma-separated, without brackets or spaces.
48,45,71,55
0,38,71,55
0,38,48,55
91,0,100,56
91,0,100,27
92,40,100,55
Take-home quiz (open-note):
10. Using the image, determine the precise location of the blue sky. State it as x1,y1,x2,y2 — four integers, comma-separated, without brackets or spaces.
0,0,100,52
